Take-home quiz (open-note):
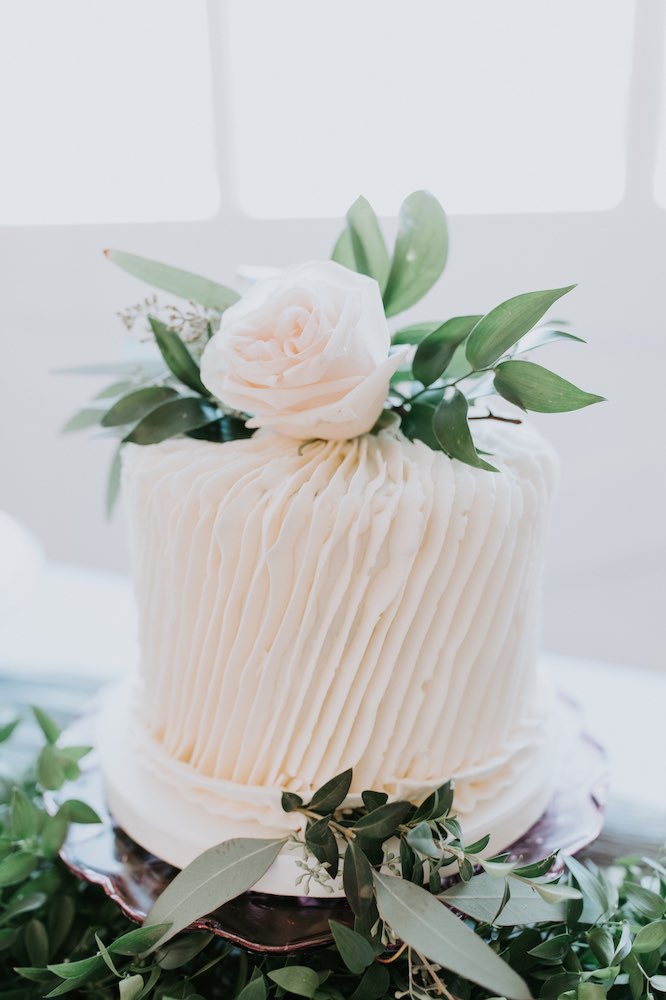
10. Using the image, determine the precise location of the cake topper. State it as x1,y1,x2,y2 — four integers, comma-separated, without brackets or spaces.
63,190,604,508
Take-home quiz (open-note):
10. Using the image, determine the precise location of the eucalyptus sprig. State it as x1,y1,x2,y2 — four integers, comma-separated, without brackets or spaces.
1,720,665,999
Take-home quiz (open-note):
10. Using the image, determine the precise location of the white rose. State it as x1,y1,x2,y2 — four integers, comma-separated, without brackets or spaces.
200,260,405,441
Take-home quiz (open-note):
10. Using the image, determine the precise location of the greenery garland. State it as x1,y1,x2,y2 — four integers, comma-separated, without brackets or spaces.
1,711,665,1000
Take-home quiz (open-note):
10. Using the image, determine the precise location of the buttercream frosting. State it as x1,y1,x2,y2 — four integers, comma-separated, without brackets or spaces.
98,421,559,887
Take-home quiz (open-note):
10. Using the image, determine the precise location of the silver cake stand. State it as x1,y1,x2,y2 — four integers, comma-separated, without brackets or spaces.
48,693,606,953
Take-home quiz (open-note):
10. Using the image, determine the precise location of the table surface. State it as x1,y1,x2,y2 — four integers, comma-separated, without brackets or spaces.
1,562,665,864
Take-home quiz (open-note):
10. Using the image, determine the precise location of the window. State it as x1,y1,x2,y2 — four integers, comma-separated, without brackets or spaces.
224,0,635,218
0,0,219,225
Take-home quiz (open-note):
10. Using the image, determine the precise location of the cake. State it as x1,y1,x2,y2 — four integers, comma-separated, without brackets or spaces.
89,191,602,896
98,420,558,892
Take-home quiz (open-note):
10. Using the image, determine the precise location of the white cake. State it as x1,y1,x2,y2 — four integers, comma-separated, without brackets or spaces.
98,418,558,892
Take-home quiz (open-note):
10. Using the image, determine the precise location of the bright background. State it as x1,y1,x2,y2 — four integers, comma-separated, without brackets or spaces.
0,0,664,671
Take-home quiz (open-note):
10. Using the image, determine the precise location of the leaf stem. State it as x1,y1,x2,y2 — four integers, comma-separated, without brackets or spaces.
416,951,461,1000
377,940,409,965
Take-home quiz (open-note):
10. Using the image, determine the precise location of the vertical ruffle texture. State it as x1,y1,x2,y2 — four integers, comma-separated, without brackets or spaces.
121,423,558,826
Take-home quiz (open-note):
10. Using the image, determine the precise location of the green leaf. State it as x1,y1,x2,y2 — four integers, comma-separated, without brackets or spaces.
465,834,491,855
59,744,92,763
0,892,47,924
144,836,286,949
186,414,253,443
281,792,303,813
56,360,163,377
42,813,69,857
157,931,214,969
46,896,76,957
649,974,666,992
383,191,448,317
528,933,571,962
10,788,38,840
352,801,411,841
494,361,604,413
440,871,567,926
305,817,340,880
577,985,606,1000
101,387,180,427
13,963,52,983
61,408,106,433
465,286,576,369
345,196,390,292
564,856,611,923
94,380,135,400
587,927,615,966
411,781,453,823
329,919,375,974
267,966,320,998
406,822,441,859
491,879,512,924
373,873,531,999
413,316,481,386
47,955,105,979
0,719,20,743
95,932,122,977
123,397,219,445
513,853,558,878
119,976,144,1000
401,402,440,451
0,852,37,887
343,841,375,919
149,318,210,396
612,922,633,964
516,327,585,354
59,800,101,825
109,923,172,956
237,976,267,1000
458,858,474,883
23,919,49,967
623,952,645,1000
624,882,665,920
348,963,390,1000
105,445,122,519
392,321,441,345
480,857,518,876
46,974,102,997
633,920,666,954
531,881,582,905
105,249,240,312
31,707,61,745
433,390,498,472
361,791,389,812
399,839,416,882
308,769,353,815
331,228,355,269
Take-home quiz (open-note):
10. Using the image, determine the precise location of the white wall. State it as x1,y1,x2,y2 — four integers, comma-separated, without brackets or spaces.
1,0,664,671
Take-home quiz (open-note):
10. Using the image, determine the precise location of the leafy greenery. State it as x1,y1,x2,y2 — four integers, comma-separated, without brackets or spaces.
2,720,665,999
64,191,603,513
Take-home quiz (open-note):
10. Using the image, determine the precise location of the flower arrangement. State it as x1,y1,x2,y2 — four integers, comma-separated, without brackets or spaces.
63,191,603,510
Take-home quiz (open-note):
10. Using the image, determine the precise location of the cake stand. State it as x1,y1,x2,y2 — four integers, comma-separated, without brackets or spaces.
47,693,606,953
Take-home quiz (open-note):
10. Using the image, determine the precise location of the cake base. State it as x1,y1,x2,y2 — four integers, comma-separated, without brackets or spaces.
47,692,606,951
95,676,560,895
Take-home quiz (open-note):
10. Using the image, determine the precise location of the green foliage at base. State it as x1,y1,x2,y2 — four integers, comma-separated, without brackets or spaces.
1,714,665,999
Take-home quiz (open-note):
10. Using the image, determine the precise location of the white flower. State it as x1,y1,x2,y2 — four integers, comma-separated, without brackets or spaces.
200,260,405,441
